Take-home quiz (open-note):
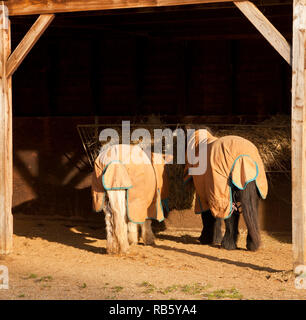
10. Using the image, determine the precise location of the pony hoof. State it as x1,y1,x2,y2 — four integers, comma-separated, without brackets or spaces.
128,238,138,246
221,240,237,250
107,245,130,255
198,236,214,245
143,239,155,246
246,241,260,251
129,242,138,246
213,235,223,245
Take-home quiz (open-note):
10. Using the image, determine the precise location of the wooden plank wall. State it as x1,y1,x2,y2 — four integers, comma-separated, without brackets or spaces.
12,34,291,117
10,4,292,118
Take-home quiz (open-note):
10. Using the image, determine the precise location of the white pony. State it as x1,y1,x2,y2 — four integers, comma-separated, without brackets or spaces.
92,144,169,254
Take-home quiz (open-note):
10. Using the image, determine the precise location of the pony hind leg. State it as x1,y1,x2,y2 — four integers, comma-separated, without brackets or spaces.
107,190,130,254
221,211,240,250
213,218,223,244
235,181,261,251
128,222,139,245
141,220,155,246
199,210,223,245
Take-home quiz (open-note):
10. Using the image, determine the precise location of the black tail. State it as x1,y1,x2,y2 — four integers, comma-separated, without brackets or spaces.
233,181,261,251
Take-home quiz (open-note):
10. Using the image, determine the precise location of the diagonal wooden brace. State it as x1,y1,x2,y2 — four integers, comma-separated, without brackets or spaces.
234,1,292,65
6,14,54,78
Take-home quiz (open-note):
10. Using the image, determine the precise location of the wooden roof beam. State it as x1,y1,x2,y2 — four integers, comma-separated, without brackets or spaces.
6,0,239,16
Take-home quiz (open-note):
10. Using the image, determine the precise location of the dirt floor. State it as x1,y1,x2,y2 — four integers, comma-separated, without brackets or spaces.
0,214,305,300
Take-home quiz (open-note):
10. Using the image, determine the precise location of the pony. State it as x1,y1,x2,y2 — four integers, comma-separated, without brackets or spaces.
92,143,169,254
184,129,268,251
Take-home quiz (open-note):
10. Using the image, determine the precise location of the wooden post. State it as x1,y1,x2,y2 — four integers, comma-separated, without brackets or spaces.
292,0,306,268
0,2,12,254
0,13,53,254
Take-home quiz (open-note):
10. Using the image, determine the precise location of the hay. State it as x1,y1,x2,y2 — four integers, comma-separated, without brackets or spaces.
162,114,291,210
165,140,196,211
212,116,291,172
78,114,291,211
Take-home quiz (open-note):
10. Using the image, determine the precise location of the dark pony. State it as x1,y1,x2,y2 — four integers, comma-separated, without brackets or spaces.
199,180,261,251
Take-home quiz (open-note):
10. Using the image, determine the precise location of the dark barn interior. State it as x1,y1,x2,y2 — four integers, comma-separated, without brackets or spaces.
11,2,292,232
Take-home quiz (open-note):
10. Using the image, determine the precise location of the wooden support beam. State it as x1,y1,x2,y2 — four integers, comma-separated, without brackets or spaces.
234,1,291,65
6,14,54,78
291,0,306,268
0,2,12,254
6,0,238,16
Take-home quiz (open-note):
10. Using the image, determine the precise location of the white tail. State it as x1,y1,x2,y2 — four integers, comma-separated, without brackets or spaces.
105,190,129,254
104,189,155,254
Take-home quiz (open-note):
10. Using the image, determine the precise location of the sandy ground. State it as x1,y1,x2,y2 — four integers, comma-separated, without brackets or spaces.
0,214,305,300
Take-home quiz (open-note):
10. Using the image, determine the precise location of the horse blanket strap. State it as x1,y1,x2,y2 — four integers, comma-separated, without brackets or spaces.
231,202,243,215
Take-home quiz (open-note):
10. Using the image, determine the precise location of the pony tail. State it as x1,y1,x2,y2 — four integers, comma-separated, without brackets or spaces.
236,181,261,251
106,190,129,254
